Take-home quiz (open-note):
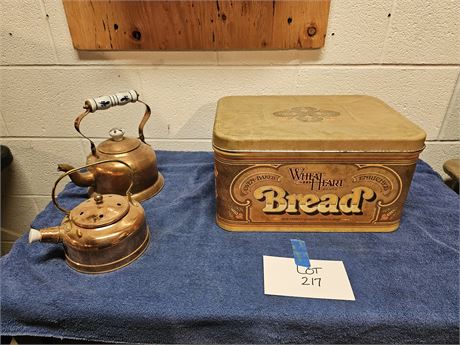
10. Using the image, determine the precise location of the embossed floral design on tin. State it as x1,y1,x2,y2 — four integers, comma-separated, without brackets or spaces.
273,107,340,122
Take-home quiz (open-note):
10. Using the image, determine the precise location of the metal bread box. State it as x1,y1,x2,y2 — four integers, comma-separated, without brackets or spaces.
212,95,426,232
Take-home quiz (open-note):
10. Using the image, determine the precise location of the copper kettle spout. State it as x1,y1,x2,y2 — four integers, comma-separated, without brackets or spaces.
29,226,63,244
57,163,94,187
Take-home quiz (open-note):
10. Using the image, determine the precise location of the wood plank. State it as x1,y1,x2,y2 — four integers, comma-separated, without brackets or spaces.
62,0,330,50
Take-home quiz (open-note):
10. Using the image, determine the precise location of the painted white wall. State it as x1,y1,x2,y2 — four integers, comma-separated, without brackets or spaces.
1,0,459,253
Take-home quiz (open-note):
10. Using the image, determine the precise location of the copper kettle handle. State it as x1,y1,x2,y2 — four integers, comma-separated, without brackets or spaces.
74,90,151,156
52,159,134,214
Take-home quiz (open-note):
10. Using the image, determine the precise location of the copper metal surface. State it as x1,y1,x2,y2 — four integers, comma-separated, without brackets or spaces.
58,91,164,202
34,160,150,273
213,96,426,232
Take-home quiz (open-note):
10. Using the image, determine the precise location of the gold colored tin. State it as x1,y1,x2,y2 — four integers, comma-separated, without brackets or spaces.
213,95,426,232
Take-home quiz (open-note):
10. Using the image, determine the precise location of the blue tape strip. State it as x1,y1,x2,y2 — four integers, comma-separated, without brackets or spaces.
291,239,311,268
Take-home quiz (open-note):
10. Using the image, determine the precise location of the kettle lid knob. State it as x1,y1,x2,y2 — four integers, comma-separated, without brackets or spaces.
109,128,125,142
94,193,104,204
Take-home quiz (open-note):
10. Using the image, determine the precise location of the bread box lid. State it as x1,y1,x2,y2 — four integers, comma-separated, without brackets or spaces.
213,95,426,153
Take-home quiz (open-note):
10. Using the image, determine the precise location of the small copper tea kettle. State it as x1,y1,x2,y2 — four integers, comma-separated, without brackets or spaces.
29,160,150,274
58,90,164,202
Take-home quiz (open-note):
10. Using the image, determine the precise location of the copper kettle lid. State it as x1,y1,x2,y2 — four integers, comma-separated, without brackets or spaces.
98,128,141,154
70,193,130,229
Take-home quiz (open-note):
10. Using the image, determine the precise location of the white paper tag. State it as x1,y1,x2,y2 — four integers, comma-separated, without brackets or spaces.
263,256,355,301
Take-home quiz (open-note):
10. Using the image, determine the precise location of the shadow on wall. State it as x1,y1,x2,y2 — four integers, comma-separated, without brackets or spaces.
74,49,324,65
174,102,216,139
1,162,38,255
0,142,77,255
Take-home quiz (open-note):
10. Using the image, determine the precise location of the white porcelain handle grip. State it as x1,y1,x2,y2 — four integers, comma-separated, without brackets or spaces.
29,228,42,243
84,90,139,113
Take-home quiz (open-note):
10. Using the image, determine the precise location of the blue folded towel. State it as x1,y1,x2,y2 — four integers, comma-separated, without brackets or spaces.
1,152,459,343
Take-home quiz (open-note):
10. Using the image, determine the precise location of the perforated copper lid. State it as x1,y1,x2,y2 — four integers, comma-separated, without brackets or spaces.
213,95,426,152
70,194,130,229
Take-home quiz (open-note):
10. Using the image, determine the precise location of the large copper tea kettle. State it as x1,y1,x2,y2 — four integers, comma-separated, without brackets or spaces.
58,90,164,202
29,160,150,274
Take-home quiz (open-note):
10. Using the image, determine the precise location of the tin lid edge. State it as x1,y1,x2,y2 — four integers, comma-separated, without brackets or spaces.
212,143,426,154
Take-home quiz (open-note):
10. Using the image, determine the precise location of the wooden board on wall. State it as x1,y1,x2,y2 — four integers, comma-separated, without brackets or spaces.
62,0,331,50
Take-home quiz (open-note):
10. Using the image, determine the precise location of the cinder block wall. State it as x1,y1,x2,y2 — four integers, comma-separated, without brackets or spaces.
1,0,459,254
